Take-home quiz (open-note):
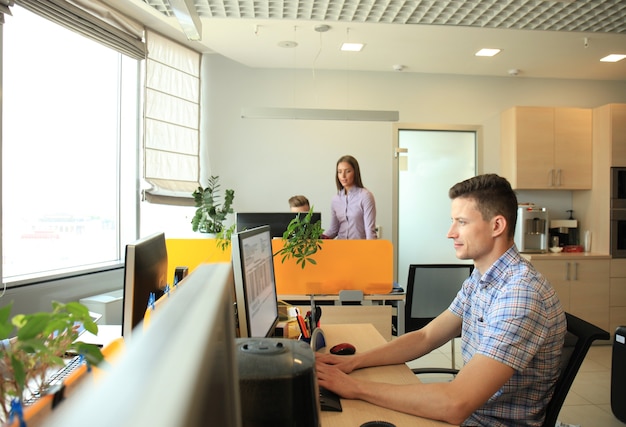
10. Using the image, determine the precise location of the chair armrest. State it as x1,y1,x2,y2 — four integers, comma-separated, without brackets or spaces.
411,367,459,376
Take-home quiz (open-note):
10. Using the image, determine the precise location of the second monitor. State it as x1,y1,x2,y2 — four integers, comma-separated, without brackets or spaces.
236,212,322,239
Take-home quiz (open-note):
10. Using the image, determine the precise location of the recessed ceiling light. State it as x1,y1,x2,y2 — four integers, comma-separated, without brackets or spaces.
475,48,501,57
341,42,364,52
600,54,626,63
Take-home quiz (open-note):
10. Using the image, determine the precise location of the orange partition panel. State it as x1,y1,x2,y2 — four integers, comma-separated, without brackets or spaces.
165,238,231,284
271,239,393,295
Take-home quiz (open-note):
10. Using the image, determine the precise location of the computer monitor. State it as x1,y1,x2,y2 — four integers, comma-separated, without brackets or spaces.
43,263,242,427
122,232,168,338
231,225,280,338
235,212,322,239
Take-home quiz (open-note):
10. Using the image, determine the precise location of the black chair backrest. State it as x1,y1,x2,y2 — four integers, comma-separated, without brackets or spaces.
542,312,610,427
405,264,473,332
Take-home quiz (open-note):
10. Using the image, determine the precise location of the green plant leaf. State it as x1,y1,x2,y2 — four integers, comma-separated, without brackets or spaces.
0,303,13,339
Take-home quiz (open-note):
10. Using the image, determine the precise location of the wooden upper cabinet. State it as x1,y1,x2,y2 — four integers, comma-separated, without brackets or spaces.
607,104,626,167
501,106,592,190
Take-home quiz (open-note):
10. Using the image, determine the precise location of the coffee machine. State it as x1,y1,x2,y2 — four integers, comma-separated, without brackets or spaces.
549,219,579,247
514,205,549,253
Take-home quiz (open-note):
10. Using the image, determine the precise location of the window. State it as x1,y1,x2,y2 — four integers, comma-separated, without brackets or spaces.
1,6,140,284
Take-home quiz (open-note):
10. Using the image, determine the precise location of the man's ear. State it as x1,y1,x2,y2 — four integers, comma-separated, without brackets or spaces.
492,215,507,238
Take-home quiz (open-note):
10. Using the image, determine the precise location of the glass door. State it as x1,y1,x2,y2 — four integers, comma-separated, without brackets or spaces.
397,129,477,288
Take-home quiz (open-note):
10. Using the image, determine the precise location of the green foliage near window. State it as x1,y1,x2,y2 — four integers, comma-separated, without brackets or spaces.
191,176,235,251
0,301,104,423
274,208,324,269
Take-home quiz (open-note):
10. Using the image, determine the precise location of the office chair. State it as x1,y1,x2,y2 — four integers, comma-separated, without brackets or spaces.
541,312,609,427
410,312,610,427
405,264,473,371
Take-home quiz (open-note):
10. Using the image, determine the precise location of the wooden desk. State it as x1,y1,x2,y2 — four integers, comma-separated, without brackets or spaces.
279,292,406,335
319,324,453,427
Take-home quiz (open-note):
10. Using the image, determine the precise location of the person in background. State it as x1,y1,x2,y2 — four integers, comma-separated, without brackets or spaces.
323,155,377,240
288,195,310,213
316,174,566,426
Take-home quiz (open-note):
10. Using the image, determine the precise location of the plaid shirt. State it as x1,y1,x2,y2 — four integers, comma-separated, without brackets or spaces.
449,245,566,427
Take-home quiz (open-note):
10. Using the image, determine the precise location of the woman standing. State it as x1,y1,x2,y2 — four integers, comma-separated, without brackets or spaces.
323,155,377,240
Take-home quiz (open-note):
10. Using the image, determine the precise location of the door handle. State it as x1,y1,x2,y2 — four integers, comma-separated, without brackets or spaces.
565,262,570,281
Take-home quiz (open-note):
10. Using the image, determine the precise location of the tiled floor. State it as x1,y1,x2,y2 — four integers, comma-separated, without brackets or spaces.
406,339,625,426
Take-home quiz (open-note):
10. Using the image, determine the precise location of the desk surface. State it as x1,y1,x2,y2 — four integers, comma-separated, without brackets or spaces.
319,324,452,427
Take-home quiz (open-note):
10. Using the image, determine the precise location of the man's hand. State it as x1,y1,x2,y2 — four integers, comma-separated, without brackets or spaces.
315,358,360,399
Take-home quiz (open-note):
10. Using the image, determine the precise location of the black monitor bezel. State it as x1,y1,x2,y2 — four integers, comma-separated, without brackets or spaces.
235,212,322,239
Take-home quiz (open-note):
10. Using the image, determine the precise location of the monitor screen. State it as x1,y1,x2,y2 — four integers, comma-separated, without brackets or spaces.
231,225,280,338
44,263,242,427
122,232,168,339
236,212,322,239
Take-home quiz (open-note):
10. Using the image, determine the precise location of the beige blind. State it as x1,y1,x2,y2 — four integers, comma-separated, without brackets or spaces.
13,0,145,59
143,30,200,204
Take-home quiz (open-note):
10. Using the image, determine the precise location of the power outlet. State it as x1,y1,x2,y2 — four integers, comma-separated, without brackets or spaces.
375,225,382,239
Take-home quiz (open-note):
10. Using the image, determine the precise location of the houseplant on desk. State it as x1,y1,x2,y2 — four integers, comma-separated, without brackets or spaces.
191,175,235,251
274,208,324,269
0,301,104,424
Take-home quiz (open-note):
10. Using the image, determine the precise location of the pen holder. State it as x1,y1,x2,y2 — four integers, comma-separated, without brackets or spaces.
309,328,326,352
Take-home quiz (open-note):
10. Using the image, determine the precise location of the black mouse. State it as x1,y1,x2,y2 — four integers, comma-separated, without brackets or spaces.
329,342,356,355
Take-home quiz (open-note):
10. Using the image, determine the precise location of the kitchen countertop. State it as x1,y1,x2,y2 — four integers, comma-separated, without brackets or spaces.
521,252,611,261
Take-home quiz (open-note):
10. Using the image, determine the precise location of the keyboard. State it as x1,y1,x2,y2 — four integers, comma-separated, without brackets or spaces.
23,355,83,405
319,386,342,412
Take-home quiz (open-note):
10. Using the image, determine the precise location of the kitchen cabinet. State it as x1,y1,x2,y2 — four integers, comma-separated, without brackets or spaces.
572,103,626,256
607,104,626,167
610,259,626,336
501,106,592,190
532,257,609,332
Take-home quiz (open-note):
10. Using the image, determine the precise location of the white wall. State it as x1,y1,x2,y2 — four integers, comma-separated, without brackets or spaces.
201,54,626,244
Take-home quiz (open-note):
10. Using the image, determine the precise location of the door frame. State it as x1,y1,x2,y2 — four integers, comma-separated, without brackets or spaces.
391,123,483,284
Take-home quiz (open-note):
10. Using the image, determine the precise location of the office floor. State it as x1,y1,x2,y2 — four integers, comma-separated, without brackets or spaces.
405,339,624,427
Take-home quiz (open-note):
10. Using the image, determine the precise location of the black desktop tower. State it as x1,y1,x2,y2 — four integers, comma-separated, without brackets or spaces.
235,338,320,427
611,326,626,423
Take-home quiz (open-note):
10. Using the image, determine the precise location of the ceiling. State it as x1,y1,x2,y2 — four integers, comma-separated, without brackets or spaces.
114,0,626,81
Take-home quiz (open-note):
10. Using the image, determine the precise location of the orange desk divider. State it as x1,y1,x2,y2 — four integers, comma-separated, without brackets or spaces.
271,239,393,295
165,238,231,284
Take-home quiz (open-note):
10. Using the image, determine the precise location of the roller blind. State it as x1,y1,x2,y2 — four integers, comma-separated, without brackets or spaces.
143,30,200,205
13,0,145,59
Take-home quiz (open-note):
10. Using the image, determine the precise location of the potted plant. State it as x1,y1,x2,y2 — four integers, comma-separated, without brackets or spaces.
191,176,235,248
274,208,325,269
0,301,104,424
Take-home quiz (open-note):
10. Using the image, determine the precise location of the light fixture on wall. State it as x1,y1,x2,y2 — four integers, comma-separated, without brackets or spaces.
241,107,399,121
169,0,202,41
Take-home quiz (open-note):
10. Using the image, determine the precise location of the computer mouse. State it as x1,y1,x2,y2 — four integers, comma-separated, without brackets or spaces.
329,342,356,356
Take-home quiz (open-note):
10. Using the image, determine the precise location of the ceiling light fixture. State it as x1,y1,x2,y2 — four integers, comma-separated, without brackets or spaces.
341,42,364,52
169,0,202,41
475,48,501,57
600,54,626,63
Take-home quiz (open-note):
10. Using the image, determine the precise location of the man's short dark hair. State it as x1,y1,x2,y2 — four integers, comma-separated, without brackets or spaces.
449,174,518,239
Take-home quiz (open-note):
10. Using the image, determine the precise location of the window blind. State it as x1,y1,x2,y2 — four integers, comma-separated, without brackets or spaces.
143,30,200,205
14,0,145,59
